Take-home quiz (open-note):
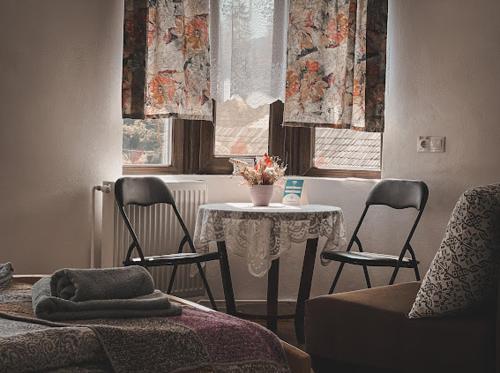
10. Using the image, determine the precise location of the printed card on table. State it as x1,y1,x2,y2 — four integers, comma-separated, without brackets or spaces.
282,179,305,205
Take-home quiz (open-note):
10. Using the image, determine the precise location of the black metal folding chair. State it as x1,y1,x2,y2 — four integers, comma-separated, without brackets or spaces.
321,179,429,294
114,177,227,310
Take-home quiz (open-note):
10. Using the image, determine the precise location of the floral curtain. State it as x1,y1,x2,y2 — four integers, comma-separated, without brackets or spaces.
283,0,388,132
122,0,212,121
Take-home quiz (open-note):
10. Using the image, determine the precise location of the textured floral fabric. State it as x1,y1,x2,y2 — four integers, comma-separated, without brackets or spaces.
284,0,387,132
123,0,212,120
193,203,346,277
409,184,500,318
0,262,13,289
0,284,291,373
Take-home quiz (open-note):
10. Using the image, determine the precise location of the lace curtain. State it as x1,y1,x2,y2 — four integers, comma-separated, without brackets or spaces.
209,0,288,108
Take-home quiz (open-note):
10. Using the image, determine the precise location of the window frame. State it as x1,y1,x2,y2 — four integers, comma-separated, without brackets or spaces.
198,100,275,174
268,101,382,179
122,119,184,175
122,102,381,178
298,129,382,179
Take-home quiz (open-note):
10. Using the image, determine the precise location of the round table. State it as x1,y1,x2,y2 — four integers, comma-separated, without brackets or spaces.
193,202,346,343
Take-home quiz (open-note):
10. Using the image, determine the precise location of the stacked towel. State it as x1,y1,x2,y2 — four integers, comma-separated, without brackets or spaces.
0,262,13,289
33,266,181,321
50,266,155,301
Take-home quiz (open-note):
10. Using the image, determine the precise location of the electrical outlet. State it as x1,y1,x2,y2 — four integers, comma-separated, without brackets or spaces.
417,136,445,153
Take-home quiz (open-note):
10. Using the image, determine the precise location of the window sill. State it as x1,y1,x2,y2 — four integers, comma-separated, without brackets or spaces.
123,166,380,179
123,165,181,175
304,167,381,179
119,172,381,184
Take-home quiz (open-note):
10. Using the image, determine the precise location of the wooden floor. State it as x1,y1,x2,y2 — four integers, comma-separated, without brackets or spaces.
195,300,304,349
252,318,302,349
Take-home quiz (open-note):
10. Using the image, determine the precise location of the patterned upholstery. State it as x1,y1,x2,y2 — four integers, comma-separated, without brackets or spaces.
409,184,500,318
0,262,13,289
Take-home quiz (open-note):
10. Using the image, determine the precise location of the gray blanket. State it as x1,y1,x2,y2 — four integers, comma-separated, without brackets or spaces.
33,278,181,321
50,266,154,301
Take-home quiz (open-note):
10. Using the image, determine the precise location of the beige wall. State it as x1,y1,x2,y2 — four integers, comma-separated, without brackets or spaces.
0,0,123,272
383,0,500,273
1,0,500,303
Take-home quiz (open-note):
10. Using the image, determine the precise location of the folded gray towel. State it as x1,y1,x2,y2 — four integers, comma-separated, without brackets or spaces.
33,277,181,321
0,262,14,289
50,266,154,301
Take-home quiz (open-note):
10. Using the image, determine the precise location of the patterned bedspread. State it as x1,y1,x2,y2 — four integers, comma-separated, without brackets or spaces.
0,284,290,373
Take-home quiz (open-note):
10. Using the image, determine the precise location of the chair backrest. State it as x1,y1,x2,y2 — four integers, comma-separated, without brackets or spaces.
114,177,192,264
115,177,176,207
366,179,429,211
347,179,429,261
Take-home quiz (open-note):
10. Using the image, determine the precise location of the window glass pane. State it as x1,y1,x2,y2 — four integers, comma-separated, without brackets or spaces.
214,98,269,157
122,118,172,166
314,128,381,170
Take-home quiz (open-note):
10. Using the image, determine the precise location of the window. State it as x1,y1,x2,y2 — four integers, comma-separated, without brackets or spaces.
122,118,172,166
214,98,270,157
122,104,382,178
122,118,186,175
123,0,385,178
314,128,382,171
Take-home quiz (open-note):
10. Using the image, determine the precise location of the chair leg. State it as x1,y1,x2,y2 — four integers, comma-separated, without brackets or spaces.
167,265,178,293
195,262,218,310
216,241,237,315
413,263,421,281
328,263,345,294
389,265,400,285
362,265,371,288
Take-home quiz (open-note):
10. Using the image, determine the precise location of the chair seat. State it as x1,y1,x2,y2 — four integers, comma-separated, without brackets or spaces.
125,252,220,267
321,250,417,267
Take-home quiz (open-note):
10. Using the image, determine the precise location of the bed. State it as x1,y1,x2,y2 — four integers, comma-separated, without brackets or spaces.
0,275,310,373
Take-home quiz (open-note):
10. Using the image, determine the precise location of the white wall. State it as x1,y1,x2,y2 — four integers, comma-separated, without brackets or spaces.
0,0,123,273
383,0,500,274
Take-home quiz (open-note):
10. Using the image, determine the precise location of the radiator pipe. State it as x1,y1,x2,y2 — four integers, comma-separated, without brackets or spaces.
91,184,111,268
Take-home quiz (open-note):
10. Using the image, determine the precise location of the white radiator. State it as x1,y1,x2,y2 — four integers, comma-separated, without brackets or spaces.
101,180,207,298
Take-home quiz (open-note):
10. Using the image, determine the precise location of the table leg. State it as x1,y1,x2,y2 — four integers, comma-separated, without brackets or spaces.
217,241,237,315
295,237,319,345
267,258,280,332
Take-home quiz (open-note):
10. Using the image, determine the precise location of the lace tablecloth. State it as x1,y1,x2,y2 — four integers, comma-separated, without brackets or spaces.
193,203,346,277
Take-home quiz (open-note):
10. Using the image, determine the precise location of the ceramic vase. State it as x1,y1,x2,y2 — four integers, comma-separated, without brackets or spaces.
249,185,274,206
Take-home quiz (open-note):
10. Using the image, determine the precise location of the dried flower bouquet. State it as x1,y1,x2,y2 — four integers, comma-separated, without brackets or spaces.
230,154,287,186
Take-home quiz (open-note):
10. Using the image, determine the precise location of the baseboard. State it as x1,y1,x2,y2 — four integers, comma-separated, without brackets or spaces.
197,299,297,314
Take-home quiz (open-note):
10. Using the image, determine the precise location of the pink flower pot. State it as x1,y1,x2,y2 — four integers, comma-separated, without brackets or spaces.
249,185,274,206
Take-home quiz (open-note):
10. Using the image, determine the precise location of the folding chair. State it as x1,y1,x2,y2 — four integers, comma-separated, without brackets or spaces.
321,179,429,294
115,177,230,309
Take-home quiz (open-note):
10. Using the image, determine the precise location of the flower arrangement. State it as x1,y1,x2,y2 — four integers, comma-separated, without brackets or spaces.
230,154,287,186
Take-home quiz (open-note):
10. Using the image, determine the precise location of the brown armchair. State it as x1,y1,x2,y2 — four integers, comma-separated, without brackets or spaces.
305,281,497,373
306,183,500,373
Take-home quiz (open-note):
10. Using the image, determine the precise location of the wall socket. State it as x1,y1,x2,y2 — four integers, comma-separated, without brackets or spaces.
417,136,446,152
